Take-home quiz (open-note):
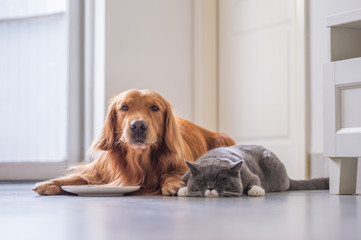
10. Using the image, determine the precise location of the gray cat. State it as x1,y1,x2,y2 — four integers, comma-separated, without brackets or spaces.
177,145,329,197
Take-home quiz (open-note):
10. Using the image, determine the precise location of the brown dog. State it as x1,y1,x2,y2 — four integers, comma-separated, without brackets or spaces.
33,89,235,195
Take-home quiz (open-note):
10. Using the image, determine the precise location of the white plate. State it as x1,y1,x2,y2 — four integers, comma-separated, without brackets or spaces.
61,185,140,197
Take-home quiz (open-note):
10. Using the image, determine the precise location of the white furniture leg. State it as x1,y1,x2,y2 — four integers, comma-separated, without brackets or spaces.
357,158,361,195
329,157,358,195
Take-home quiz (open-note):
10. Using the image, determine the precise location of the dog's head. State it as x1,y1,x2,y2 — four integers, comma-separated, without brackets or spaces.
91,89,183,154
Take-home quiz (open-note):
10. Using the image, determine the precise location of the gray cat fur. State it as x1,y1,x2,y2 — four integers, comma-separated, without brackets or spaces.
182,145,329,196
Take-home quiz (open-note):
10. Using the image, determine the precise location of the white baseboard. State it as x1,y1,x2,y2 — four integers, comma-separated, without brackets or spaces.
0,162,67,181
309,153,329,178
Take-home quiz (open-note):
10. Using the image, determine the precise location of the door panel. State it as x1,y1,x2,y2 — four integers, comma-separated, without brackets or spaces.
219,0,306,179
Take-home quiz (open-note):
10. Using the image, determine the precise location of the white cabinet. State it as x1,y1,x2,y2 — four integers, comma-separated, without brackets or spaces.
324,9,361,194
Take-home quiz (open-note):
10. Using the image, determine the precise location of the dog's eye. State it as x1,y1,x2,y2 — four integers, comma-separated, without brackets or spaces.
151,105,159,112
120,105,129,111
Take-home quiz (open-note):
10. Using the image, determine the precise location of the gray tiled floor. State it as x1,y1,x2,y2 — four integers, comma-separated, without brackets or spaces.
0,182,360,240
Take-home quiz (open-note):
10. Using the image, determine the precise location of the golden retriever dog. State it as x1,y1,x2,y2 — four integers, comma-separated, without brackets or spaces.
33,89,235,196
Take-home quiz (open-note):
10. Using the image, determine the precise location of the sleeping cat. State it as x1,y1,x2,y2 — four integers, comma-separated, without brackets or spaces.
177,145,329,197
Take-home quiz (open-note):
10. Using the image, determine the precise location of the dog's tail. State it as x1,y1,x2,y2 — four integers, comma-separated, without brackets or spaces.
218,133,236,147
207,133,235,149
288,178,329,191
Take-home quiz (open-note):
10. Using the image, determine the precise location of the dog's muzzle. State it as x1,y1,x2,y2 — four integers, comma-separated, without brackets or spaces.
129,120,148,143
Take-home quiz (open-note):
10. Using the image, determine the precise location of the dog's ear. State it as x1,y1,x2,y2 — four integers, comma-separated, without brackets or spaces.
163,100,184,156
90,97,118,151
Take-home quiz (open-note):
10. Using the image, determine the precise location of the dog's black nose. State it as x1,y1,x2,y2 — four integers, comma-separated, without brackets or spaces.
130,120,148,135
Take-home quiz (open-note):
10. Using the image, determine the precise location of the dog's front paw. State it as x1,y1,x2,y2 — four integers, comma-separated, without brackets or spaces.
177,187,189,197
161,180,185,196
32,181,63,196
247,185,265,197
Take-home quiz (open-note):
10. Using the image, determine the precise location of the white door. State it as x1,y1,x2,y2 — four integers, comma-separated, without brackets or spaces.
219,0,306,179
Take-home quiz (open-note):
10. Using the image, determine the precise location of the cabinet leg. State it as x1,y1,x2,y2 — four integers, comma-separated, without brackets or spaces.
357,158,361,195
329,157,358,195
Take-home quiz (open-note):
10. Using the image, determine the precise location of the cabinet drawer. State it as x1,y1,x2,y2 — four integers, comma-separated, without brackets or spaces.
323,57,361,157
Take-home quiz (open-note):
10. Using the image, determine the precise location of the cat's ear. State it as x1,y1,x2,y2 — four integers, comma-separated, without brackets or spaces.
230,160,243,172
186,161,200,175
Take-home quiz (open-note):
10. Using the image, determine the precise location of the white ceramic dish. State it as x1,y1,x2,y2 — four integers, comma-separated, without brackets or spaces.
61,185,140,197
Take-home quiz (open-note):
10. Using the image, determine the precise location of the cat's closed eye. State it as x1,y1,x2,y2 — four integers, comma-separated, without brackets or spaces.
216,176,227,182
195,178,206,184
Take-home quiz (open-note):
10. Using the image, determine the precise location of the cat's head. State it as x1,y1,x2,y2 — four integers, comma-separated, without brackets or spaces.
185,160,243,197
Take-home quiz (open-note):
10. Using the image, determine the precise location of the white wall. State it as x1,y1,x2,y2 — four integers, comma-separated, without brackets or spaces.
308,0,361,154
104,0,193,120
100,0,361,160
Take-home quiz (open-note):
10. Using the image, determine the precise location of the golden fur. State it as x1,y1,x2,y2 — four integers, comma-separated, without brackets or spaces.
33,89,235,195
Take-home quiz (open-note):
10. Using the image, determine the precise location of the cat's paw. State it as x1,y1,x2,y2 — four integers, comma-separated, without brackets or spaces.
177,187,189,197
247,185,265,197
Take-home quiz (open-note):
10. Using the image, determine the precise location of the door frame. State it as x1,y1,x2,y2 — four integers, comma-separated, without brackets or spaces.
193,0,218,132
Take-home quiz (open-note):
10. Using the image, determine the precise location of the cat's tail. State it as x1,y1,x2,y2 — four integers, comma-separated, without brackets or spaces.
287,178,329,191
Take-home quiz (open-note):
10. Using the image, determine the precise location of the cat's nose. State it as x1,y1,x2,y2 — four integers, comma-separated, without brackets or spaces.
207,186,214,191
